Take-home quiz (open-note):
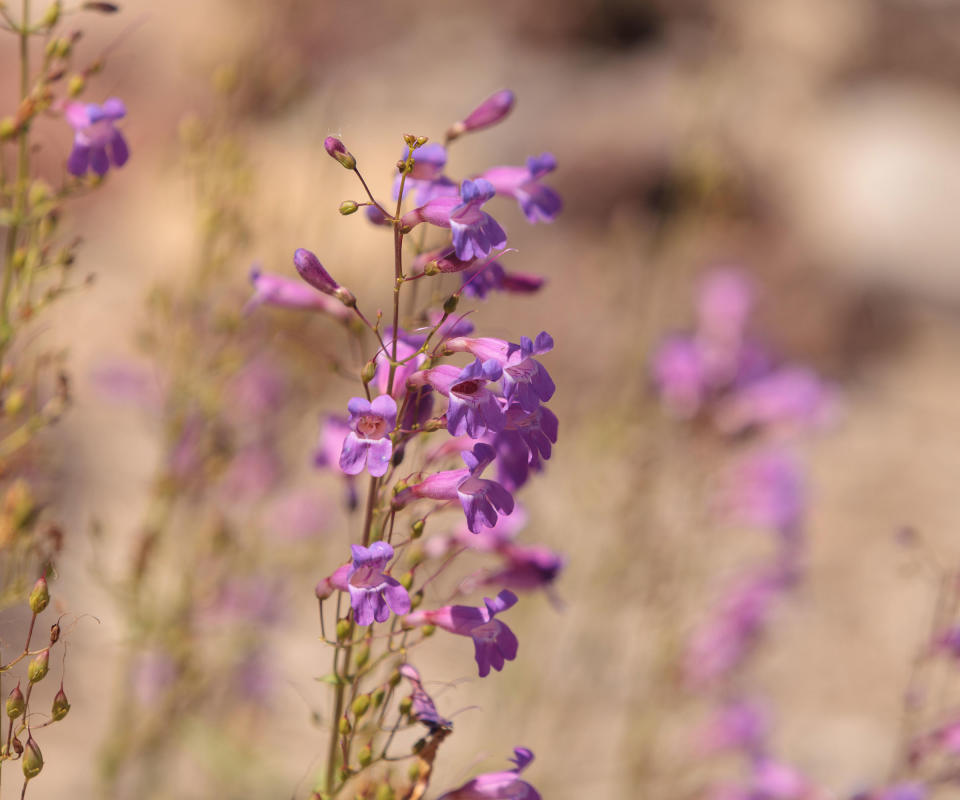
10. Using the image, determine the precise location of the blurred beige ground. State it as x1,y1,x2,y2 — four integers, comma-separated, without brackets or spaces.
5,0,960,797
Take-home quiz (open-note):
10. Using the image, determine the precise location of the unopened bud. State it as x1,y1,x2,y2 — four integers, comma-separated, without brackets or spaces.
293,247,340,295
358,743,373,766
410,591,423,610
336,619,351,641
83,1,120,11
354,643,370,669
351,694,370,718
388,669,401,688
407,761,421,781
338,715,351,735
411,519,425,539
447,89,515,141
442,294,459,315
399,572,414,591
421,624,435,638
339,200,359,215
29,576,50,614
67,74,84,97
54,37,72,58
22,735,42,779
51,687,70,720
372,687,385,708
415,136,428,147
0,117,15,141
324,136,356,170
361,360,376,385
41,1,60,27
402,134,417,147
398,696,412,716
28,648,50,683
4,387,24,417
6,684,24,718
375,785,395,800
334,287,357,308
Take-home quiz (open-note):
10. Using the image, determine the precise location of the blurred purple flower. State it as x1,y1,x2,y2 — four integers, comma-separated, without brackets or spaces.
265,489,328,541
399,663,452,732
651,335,706,419
697,699,768,756
718,448,806,536
347,541,410,626
448,90,516,140
715,366,836,435
65,98,129,177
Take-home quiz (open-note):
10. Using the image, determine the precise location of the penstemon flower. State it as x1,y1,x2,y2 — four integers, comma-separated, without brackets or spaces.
346,541,410,625
64,97,129,177
339,396,397,477
435,746,540,800
479,153,563,223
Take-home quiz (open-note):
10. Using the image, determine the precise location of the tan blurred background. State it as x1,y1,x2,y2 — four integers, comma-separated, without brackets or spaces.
5,0,960,797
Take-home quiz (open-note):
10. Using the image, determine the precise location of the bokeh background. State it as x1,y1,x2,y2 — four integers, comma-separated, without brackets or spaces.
5,0,960,797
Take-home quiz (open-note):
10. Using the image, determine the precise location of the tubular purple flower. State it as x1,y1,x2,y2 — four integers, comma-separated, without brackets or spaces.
447,89,516,141
393,443,514,534
374,333,424,399
414,359,505,438
346,541,410,625
714,366,837,435
401,179,507,262
697,699,768,756
436,745,540,800
293,248,355,307
339,396,397,477
651,334,707,419
324,135,356,169
697,268,755,346
399,663,452,732
65,97,129,177
480,154,562,223
718,448,805,536
405,590,521,678
503,403,559,462
478,543,565,592
245,266,351,321
447,332,555,412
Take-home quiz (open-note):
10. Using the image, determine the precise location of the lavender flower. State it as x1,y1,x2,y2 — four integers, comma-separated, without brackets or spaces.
414,359,505,438
65,98,129,177
460,262,546,300
436,746,540,800
697,700,768,756
346,541,410,625
401,179,507,261
473,543,565,592
399,663,452,732
405,590,520,677
394,443,515,534
339,396,397,477
718,448,806,536
480,154,562,223
650,335,706,419
245,266,351,320
446,332,555,412
714,366,836,435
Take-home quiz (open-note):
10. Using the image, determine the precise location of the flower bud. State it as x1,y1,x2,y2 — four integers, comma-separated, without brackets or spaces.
407,761,421,781
411,519,425,539
421,624,435,638
49,623,60,644
28,648,49,683
358,743,373,766
51,687,70,720
447,89,515,141
372,687,385,708
398,696,412,716
399,572,414,591
339,200,359,215
4,387,25,416
41,1,60,27
67,74,84,97
336,619,352,641
324,136,356,170
22,735,43,779
338,715,351,735
293,248,340,296
0,117,16,141
388,669,401,688
415,136,428,147
11,734,22,756
351,694,370,718
402,134,417,147
442,294,459,315
29,576,49,614
354,643,370,669
83,1,121,11
360,360,376,385
375,785,395,800
410,591,423,610
6,684,24,718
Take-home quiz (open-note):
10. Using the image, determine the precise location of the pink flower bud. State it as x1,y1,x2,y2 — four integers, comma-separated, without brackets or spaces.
448,90,515,141
324,136,356,169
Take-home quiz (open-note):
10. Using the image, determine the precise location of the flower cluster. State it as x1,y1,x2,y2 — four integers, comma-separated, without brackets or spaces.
256,90,557,799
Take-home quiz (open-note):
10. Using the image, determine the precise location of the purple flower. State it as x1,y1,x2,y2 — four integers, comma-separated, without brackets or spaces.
436,746,539,800
447,332,554,413
503,403,559,461
394,443,514,534
324,136,356,169
447,89,516,141
480,154,562,223
401,179,507,261
875,785,927,800
697,699,768,756
405,590,520,678
415,359,505,438
477,543,565,592
346,541,410,625
399,663,452,732
245,266,352,320
339,396,397,477
714,366,836,435
375,333,425,399
650,334,707,418
65,98,129,177
750,759,815,799
697,269,755,346
460,262,546,300
718,448,805,536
